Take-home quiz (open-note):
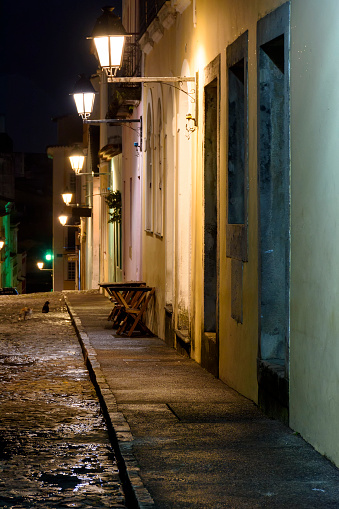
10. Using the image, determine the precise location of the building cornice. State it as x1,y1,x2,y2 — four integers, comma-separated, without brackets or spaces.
139,1,189,55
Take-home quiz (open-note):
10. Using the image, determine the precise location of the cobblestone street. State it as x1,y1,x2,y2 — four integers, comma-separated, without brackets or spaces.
0,292,126,509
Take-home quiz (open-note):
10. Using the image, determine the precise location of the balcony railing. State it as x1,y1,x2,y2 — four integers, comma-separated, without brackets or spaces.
139,0,167,36
120,36,142,78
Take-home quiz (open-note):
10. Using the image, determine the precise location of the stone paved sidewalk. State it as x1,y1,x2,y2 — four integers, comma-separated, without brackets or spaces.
65,290,339,509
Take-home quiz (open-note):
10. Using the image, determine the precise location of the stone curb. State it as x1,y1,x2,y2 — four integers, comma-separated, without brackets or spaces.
64,296,155,509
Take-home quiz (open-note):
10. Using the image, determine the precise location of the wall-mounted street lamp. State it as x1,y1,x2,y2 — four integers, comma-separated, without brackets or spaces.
88,6,131,80
61,188,73,206
58,215,69,226
72,74,97,120
58,203,92,227
0,238,5,251
68,146,108,176
37,262,53,272
69,6,196,173
71,8,196,128
69,146,85,174
58,214,83,227
68,145,111,176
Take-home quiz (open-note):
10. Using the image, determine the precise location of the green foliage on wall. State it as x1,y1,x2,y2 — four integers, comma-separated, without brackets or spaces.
105,191,122,224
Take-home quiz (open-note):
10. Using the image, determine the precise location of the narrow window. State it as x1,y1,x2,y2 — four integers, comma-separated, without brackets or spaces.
228,58,246,224
69,172,76,194
226,31,248,324
66,228,75,250
145,103,153,232
204,77,218,333
67,261,76,281
155,99,163,236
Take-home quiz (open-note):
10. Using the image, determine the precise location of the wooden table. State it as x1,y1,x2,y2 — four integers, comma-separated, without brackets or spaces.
100,281,146,322
99,282,154,336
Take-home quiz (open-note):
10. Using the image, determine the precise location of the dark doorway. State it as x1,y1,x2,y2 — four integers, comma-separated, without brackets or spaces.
257,3,290,423
202,58,219,377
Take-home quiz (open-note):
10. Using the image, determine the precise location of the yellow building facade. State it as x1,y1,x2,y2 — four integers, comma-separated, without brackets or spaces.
130,0,339,467
139,0,286,407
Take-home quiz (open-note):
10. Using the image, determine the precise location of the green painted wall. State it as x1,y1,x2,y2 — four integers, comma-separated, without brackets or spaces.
290,0,339,467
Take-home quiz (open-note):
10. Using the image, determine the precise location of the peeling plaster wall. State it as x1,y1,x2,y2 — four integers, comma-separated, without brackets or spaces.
290,0,339,467
176,61,193,331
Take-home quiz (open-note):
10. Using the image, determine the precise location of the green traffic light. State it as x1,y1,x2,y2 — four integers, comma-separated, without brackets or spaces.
45,252,53,261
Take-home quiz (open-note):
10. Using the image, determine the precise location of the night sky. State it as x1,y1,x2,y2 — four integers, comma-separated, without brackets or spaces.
0,1,122,153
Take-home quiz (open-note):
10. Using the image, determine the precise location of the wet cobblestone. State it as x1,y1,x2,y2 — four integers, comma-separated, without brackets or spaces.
0,292,126,508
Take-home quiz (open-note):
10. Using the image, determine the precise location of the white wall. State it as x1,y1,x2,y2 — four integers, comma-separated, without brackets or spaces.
290,0,339,467
122,106,142,282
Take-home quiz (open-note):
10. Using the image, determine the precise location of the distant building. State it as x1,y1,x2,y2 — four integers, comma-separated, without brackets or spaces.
0,130,20,290
14,152,53,292
0,116,54,294
47,114,84,291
